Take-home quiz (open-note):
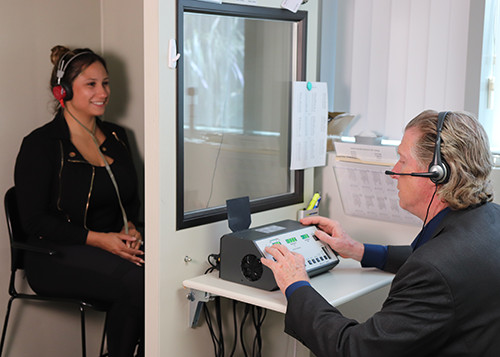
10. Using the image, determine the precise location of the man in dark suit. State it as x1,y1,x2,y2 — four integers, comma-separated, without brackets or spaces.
261,110,500,357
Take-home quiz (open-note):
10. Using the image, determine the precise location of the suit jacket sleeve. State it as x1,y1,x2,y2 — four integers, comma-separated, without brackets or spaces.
384,245,413,273
284,257,454,357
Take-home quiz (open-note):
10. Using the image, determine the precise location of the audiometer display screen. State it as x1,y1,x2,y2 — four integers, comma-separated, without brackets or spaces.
253,224,335,271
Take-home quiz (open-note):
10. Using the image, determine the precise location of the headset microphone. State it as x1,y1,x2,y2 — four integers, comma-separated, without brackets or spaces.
384,170,439,178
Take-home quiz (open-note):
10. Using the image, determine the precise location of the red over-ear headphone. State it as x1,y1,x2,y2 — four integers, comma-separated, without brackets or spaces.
52,85,66,107
52,51,92,107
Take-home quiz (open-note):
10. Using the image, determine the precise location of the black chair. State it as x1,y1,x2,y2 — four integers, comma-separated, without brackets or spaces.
0,187,109,357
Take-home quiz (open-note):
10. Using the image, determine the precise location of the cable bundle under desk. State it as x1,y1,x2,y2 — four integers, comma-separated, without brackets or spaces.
203,297,267,357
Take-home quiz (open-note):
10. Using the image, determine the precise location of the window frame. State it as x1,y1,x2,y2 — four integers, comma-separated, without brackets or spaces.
176,0,308,230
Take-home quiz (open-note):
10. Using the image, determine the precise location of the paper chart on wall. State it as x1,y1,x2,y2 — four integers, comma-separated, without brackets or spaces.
333,160,420,225
290,81,328,170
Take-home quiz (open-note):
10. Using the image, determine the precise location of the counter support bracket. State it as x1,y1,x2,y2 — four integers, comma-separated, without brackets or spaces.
186,289,214,328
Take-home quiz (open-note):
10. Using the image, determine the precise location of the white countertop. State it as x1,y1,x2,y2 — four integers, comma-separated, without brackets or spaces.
183,258,394,314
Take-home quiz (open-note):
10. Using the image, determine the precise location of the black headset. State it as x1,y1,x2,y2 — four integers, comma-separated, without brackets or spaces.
385,111,450,185
52,51,92,105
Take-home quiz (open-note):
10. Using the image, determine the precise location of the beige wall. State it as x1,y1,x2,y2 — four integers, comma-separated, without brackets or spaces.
0,0,143,355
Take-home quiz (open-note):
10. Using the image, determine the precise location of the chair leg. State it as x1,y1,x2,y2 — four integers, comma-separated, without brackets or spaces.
0,297,15,357
99,317,107,357
79,304,86,357
1,298,101,357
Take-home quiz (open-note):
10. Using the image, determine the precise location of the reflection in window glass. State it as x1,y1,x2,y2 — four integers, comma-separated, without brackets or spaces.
183,12,296,212
184,14,245,132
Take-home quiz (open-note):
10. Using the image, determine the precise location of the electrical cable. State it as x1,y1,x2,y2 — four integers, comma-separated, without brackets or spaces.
413,185,439,248
65,107,129,234
204,298,229,357
251,306,267,357
203,302,222,357
229,300,238,357
205,253,220,274
203,254,223,356
240,304,251,357
206,132,224,208
216,297,225,357
203,295,268,357
423,185,438,227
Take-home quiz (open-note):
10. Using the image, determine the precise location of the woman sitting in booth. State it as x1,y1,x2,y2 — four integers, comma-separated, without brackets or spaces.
14,45,144,357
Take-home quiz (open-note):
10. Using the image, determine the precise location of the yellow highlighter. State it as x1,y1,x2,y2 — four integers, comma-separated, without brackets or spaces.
306,192,321,210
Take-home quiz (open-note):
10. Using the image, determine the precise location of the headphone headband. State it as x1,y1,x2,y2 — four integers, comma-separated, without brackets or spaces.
436,111,448,135
56,51,93,85
428,111,450,184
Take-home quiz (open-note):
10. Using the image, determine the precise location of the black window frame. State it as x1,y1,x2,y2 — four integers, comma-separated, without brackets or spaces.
176,0,307,230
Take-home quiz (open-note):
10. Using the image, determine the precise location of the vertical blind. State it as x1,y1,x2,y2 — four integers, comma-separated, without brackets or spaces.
328,0,472,141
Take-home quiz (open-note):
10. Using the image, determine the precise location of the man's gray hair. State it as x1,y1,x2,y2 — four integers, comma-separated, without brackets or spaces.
405,110,493,209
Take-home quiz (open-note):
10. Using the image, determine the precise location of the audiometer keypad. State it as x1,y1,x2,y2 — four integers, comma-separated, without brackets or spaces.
253,224,337,272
